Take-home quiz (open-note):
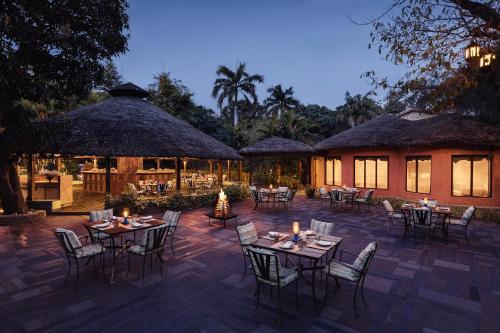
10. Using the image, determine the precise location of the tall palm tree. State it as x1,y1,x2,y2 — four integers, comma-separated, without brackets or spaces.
336,92,382,128
263,84,299,118
212,63,263,127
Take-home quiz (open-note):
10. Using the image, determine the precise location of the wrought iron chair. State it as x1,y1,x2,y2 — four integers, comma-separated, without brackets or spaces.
447,206,476,240
53,228,105,288
278,189,296,209
319,187,331,206
87,209,114,244
251,190,269,210
127,224,171,281
324,242,378,317
382,200,406,235
354,189,374,209
412,207,435,243
330,189,343,209
247,247,299,325
310,218,335,236
236,222,259,280
162,210,181,254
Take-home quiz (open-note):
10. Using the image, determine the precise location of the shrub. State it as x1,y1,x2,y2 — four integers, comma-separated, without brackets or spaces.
279,175,300,189
104,192,148,214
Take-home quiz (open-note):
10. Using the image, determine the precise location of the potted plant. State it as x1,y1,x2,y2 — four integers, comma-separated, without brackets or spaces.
305,185,316,199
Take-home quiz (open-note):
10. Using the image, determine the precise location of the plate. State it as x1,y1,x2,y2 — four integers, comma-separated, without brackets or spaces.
268,231,280,238
95,222,111,228
304,230,315,236
314,240,332,247
131,222,142,228
280,241,294,249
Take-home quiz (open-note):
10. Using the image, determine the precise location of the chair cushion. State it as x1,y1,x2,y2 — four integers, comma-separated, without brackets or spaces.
354,198,367,203
89,209,113,223
310,219,334,235
91,230,110,240
448,218,468,226
162,210,181,227
325,261,360,281
54,228,82,251
76,244,104,258
382,200,394,213
129,244,145,255
389,212,404,219
353,242,377,271
237,223,258,245
462,207,476,221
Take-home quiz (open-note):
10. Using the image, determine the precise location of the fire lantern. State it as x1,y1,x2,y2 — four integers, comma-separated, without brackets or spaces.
465,42,480,61
214,189,231,218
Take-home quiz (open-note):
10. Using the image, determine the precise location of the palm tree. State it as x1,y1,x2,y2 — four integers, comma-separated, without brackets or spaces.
336,92,382,128
264,84,299,118
212,63,263,127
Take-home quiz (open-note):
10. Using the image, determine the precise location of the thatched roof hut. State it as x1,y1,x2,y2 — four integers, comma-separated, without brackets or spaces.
315,113,500,151
2,83,241,160
239,136,315,157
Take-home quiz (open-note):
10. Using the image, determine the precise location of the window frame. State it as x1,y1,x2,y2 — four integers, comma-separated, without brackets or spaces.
324,156,341,186
451,155,492,198
353,156,389,189
405,155,432,194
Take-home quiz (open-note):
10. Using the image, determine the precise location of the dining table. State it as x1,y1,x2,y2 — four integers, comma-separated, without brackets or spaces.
83,217,164,283
400,204,451,241
251,232,343,305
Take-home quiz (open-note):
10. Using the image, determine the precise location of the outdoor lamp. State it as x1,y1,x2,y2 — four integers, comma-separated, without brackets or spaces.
123,208,129,225
292,221,300,242
465,42,480,61
423,197,428,207
480,51,496,68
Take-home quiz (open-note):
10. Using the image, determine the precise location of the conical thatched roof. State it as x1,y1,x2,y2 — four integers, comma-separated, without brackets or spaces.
239,136,315,157
315,113,500,151
2,83,241,160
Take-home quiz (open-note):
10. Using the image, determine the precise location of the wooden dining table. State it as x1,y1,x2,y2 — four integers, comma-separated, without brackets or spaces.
251,233,343,305
83,218,164,283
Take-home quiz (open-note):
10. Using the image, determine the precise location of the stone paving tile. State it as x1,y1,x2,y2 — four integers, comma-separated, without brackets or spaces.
0,194,499,332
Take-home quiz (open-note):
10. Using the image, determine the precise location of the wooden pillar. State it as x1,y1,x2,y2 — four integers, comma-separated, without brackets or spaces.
249,158,253,185
93,158,98,169
27,154,35,202
276,161,281,183
176,157,181,191
298,159,303,184
105,156,111,194
183,159,187,175
217,160,223,185
209,160,213,174
156,159,160,170
227,160,231,181
238,161,243,181
308,156,314,186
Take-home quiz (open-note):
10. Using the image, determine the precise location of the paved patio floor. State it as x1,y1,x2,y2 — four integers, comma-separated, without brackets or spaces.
0,195,499,333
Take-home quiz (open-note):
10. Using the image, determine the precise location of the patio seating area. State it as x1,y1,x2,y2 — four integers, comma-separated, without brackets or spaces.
0,194,499,332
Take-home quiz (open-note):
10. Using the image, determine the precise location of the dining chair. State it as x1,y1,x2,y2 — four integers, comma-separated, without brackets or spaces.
236,222,259,280
247,247,299,325
127,183,145,195
162,210,182,254
412,207,435,243
310,218,334,236
324,242,378,317
330,189,343,209
382,200,406,234
319,187,331,206
355,189,374,209
447,206,476,240
251,190,269,210
127,224,171,281
53,228,105,288
278,189,296,209
87,209,114,243
419,199,438,208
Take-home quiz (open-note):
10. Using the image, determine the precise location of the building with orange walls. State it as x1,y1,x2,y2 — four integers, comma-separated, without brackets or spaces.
312,112,500,208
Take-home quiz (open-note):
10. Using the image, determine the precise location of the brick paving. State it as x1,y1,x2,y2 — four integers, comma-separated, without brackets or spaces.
0,195,499,332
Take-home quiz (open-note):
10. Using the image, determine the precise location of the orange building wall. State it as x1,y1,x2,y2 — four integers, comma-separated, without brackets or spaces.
313,147,500,208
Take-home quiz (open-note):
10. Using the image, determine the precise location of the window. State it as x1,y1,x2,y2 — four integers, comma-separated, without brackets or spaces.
325,157,342,186
354,157,388,189
452,156,491,197
406,156,431,193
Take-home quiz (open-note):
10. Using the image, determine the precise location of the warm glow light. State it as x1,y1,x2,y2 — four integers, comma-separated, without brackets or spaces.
123,208,129,218
423,197,428,205
293,221,300,235
480,53,496,67
219,188,226,201
269,184,273,190
465,42,480,60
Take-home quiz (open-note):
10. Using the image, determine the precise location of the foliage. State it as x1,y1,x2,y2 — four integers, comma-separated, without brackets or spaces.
336,92,383,128
278,175,300,189
304,185,316,198
264,85,299,118
104,192,148,215
212,63,264,127
252,168,275,186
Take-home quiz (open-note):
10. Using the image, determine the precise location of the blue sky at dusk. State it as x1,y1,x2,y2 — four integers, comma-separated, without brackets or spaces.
116,0,404,111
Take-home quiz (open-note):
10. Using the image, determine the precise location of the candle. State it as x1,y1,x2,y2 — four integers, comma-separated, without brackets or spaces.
123,208,129,218
423,197,428,205
292,221,300,242
270,184,273,190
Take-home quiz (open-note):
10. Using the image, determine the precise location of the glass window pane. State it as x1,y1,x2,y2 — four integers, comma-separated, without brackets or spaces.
417,158,431,193
472,157,489,197
365,159,376,188
453,158,471,196
334,158,342,186
354,158,364,188
406,159,416,192
325,158,333,185
377,158,388,189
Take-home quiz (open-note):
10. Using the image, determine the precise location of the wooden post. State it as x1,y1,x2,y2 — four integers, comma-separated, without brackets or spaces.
209,160,213,174
308,156,313,186
217,160,223,185
183,159,187,175
298,159,303,184
238,161,243,181
105,156,111,194
249,158,252,185
156,159,160,170
227,160,231,181
276,161,281,183
176,157,181,191
27,154,35,202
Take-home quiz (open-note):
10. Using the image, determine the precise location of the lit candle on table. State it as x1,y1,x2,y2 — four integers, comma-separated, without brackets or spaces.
293,221,300,242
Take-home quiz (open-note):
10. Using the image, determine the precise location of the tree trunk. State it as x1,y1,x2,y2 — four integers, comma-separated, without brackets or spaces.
0,155,28,214
233,90,238,127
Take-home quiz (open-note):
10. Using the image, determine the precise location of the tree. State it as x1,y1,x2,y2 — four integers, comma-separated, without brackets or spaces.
263,85,299,118
358,0,500,114
211,63,263,127
336,92,383,128
0,0,129,214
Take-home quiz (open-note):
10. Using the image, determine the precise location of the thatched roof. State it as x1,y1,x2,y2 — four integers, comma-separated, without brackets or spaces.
2,83,241,160
239,136,315,157
315,113,500,151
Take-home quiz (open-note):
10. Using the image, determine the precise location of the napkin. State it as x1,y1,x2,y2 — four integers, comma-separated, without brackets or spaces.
139,215,153,220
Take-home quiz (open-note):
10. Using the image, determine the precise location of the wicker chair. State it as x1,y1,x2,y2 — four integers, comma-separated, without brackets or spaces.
447,206,476,240
53,228,105,288
248,247,299,325
325,242,378,317
162,210,182,254
236,222,259,280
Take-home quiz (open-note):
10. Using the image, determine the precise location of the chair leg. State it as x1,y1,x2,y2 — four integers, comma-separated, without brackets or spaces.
278,287,282,326
295,280,298,308
353,281,360,317
92,256,97,275
150,254,153,271
324,274,329,304
241,254,247,280
142,256,146,282
157,253,164,276
170,237,175,255
127,252,131,277
253,283,261,318
64,257,71,284
74,259,80,289
360,275,368,306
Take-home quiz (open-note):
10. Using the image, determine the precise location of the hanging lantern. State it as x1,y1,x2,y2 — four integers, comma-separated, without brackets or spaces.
480,51,496,68
465,42,481,61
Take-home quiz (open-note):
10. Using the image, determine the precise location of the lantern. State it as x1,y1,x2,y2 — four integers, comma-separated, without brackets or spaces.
465,42,480,61
480,51,496,68
292,221,300,242
122,208,129,225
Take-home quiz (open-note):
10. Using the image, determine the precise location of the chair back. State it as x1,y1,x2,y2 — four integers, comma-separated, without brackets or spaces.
382,200,394,214
412,208,431,226
364,189,374,201
89,209,113,222
249,185,257,192
332,189,342,201
462,206,476,223
419,199,438,207
127,183,137,192
250,190,259,202
236,222,258,246
310,218,334,235
278,186,288,193
247,247,282,286
352,241,379,274
319,187,328,195
53,228,82,257
288,189,297,201
141,225,170,253
162,210,181,227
